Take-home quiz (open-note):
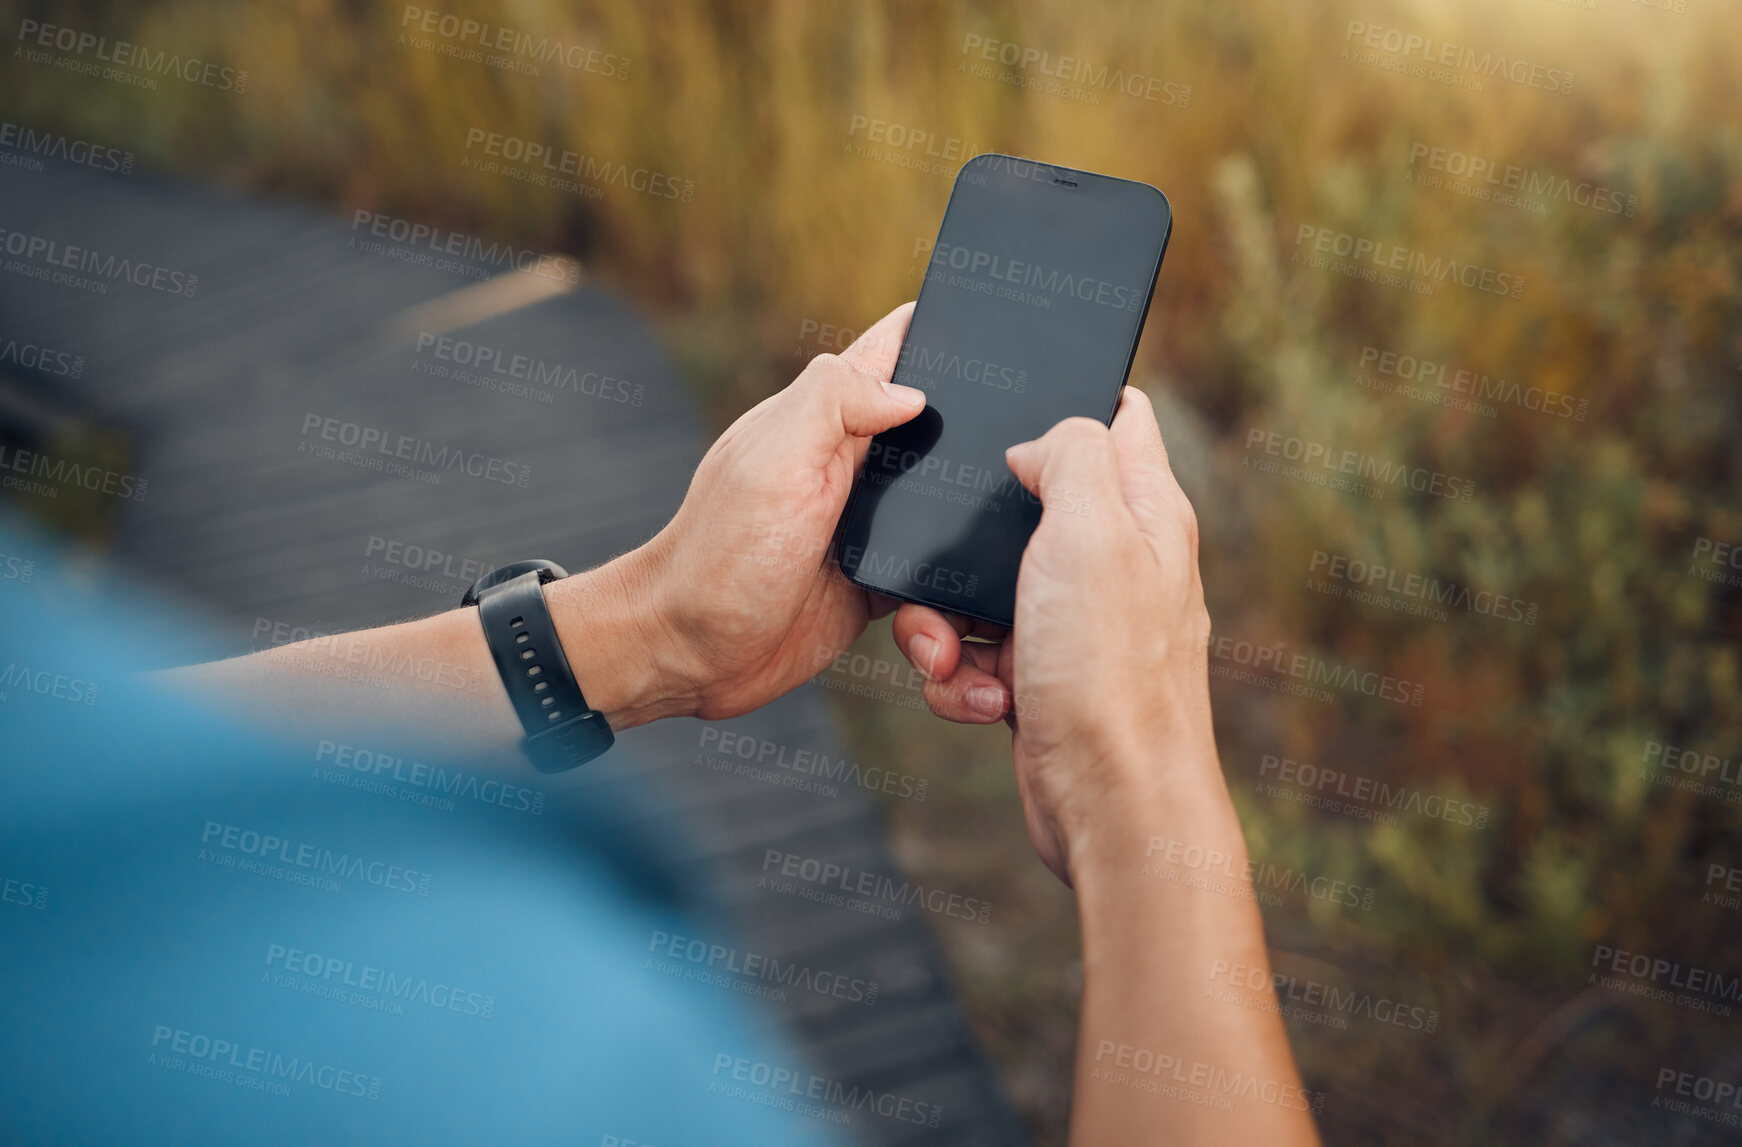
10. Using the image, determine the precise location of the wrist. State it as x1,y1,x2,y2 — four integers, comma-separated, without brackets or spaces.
543,548,700,732
1058,725,1242,892
1068,786,1250,937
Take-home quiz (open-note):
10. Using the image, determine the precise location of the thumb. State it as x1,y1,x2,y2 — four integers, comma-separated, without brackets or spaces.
793,353,927,446
823,300,925,439
839,301,915,382
1005,418,1129,527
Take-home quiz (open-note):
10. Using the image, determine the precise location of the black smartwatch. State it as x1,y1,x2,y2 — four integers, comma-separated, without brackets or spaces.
463,560,615,773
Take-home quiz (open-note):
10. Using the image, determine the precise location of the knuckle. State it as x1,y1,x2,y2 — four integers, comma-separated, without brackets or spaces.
1052,416,1108,443
1185,603,1213,652
1142,431,1171,473
816,350,882,393
803,352,848,384
1046,418,1114,466
1178,497,1201,553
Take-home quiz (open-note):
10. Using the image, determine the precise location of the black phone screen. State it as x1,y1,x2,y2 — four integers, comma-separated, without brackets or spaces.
836,153,1172,627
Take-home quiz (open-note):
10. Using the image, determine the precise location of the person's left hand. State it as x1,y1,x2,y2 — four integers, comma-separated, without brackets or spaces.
594,302,924,720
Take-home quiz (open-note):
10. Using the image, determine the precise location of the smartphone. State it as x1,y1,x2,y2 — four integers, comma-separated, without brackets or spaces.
835,152,1172,628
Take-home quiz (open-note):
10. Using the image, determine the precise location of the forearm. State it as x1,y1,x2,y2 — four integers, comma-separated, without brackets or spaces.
160,552,696,765
1066,747,1322,1147
153,310,920,763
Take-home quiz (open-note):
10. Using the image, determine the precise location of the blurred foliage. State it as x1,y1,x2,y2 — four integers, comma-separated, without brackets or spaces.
6,0,1742,1142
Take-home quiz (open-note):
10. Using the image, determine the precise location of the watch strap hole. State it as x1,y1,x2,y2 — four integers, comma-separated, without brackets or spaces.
470,565,613,772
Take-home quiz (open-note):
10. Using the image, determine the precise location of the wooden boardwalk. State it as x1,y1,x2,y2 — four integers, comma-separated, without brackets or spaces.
0,160,1028,1146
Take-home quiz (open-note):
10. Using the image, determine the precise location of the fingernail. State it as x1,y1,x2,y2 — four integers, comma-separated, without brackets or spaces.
967,685,1007,718
910,634,940,681
883,381,927,406
1006,440,1035,466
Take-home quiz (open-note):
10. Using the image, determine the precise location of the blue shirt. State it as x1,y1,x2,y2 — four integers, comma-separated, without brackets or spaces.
0,519,847,1147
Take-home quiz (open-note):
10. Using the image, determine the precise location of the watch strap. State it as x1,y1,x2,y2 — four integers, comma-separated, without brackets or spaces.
472,567,614,773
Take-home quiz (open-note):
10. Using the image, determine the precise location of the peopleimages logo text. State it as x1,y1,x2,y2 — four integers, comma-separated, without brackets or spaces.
1,663,100,704
1343,21,1573,95
649,930,878,1006
841,545,979,598
863,439,1036,502
200,822,432,896
1206,632,1425,708
149,1025,381,1099
1259,754,1488,828
1309,549,1539,625
1244,428,1476,502
265,943,495,1018
761,848,992,923
698,726,929,800
710,1053,943,1127
0,120,134,174
0,227,198,297
0,443,145,501
299,413,532,488
315,740,545,814
1296,224,1523,299
15,19,248,91
1408,144,1635,216
400,7,630,77
349,210,580,283
924,241,1147,311
958,35,1189,107
462,129,694,201
893,342,1028,392
1358,346,1586,421
0,335,84,378
1590,944,1739,1012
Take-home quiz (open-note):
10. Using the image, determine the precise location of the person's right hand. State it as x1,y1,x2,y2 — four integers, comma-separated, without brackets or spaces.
890,387,1222,885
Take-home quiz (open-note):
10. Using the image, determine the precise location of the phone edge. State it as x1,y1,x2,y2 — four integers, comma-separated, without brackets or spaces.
837,156,1173,629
